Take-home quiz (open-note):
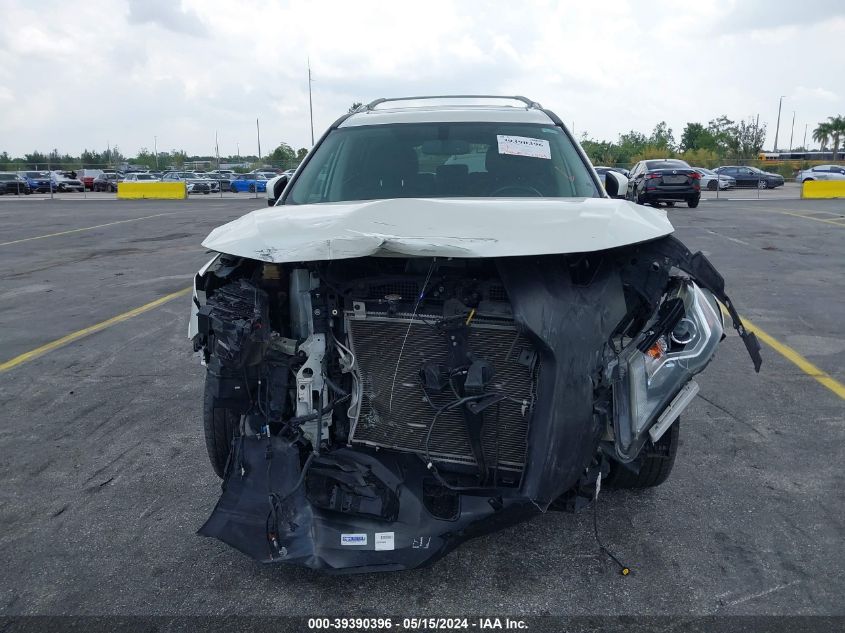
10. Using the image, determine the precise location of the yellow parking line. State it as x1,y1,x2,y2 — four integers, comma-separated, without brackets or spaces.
779,211,845,227
0,213,175,246
721,307,845,401
0,287,191,373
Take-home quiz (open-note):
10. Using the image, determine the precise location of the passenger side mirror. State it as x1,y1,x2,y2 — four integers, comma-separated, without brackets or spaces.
604,170,628,198
267,175,290,207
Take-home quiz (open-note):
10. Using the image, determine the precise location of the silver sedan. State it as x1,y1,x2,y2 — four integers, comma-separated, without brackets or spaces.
694,167,735,190
797,164,845,182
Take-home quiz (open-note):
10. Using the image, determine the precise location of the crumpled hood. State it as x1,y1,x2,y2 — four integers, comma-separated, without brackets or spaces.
202,197,674,262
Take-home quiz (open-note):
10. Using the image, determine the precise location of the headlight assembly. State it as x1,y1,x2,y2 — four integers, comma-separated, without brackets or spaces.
611,280,723,461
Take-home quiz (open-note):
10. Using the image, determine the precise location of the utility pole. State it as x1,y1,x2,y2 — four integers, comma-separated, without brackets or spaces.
256,118,262,165
154,135,158,169
215,131,220,170
788,112,795,152
773,95,785,152
803,123,808,150
308,58,315,146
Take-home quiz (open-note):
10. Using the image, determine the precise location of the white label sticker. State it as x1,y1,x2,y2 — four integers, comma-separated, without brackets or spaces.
374,532,395,551
340,533,367,546
497,135,551,160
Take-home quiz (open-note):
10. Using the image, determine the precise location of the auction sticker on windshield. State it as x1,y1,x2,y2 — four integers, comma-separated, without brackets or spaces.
497,135,551,159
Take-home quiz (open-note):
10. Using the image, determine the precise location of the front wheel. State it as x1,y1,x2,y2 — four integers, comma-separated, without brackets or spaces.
707,180,718,191
606,419,680,489
230,184,238,193
687,195,700,208
758,180,768,189
203,375,241,478
248,184,256,193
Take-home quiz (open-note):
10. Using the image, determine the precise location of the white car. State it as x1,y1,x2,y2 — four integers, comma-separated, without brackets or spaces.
189,95,761,573
123,173,161,182
694,167,735,191
797,164,845,182
51,173,85,192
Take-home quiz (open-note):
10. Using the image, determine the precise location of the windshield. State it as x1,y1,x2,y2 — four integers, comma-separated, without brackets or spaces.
286,122,599,205
24,172,47,178
137,174,155,180
0,174,15,180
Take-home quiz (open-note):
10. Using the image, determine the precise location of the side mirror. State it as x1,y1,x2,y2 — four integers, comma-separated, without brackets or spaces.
267,174,289,207
604,171,628,198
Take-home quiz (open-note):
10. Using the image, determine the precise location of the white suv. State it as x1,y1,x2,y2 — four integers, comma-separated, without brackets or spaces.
190,96,760,573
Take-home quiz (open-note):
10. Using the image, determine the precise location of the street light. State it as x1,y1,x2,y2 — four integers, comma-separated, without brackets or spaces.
773,95,786,152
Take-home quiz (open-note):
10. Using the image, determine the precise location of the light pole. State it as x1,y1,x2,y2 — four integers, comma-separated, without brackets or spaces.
789,111,795,152
154,135,158,169
773,95,786,152
803,123,808,150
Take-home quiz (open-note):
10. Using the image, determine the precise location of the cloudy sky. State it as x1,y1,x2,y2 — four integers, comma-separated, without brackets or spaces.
1,0,843,158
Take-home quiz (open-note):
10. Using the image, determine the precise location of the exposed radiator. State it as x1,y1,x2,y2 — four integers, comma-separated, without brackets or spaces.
346,312,538,472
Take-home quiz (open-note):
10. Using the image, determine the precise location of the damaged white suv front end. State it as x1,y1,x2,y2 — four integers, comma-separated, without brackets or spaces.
188,96,761,573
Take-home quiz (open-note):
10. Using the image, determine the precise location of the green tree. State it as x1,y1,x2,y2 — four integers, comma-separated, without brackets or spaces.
707,115,737,155
812,121,831,150
680,122,717,152
649,121,675,151
825,115,845,158
269,142,296,166
734,118,767,157
296,147,308,161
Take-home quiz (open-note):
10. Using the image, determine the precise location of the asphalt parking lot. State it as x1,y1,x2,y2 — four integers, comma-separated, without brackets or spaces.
0,195,843,617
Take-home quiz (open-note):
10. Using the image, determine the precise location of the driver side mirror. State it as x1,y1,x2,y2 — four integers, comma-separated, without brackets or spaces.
604,170,628,198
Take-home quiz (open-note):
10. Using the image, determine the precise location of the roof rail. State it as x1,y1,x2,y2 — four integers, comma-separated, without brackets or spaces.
359,95,543,112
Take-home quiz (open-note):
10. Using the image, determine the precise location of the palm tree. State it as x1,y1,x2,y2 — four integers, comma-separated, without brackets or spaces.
812,121,832,151
827,115,845,160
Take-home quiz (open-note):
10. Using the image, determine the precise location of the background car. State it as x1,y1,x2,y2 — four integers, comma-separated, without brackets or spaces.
693,167,735,191
626,158,701,207
92,173,123,192
122,173,160,182
796,164,845,182
714,166,784,189
77,169,103,190
161,171,212,194
229,174,267,193
17,171,54,193
0,172,30,195
51,173,85,192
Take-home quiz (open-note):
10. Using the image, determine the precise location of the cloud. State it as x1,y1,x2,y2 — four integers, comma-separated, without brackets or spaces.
0,0,843,157
127,0,207,37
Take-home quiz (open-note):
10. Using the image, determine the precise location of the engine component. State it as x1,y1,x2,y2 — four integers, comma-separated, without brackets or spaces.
200,279,270,369
295,334,331,449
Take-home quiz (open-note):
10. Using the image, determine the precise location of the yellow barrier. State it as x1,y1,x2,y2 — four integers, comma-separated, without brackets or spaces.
802,180,845,199
117,182,187,200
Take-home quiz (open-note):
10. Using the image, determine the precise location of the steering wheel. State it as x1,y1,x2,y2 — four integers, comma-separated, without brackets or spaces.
490,184,544,197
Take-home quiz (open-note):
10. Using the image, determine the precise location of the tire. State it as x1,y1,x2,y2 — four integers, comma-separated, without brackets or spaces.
687,195,700,208
758,180,768,190
230,185,238,193
248,184,256,193
203,375,241,478
606,418,680,489
203,191,210,195
707,180,718,191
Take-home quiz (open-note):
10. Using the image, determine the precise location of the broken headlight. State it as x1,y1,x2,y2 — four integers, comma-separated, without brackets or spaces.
611,281,723,461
